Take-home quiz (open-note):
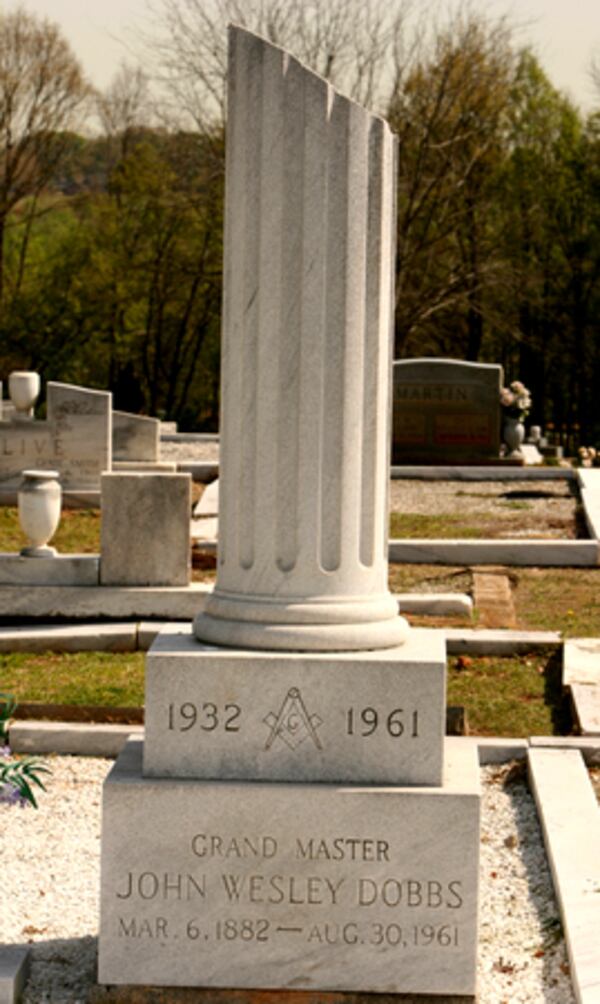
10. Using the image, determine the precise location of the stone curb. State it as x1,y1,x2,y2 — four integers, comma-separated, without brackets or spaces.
563,639,600,687
579,488,600,541
161,433,219,443
0,622,562,654
0,621,563,655
445,629,561,655
9,721,144,757
0,622,138,653
0,945,29,1004
8,724,595,764
529,736,600,766
390,466,575,481
527,748,600,1004
562,638,600,736
576,469,600,491
397,593,473,616
0,554,99,587
473,737,529,763
389,539,598,567
570,684,600,736
0,584,210,621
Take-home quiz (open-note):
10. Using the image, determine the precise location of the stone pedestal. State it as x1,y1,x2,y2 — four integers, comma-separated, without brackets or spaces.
100,473,191,587
99,739,479,996
143,626,446,786
99,620,480,996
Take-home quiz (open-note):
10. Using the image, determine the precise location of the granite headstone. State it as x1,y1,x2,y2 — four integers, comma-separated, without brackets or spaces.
0,380,111,491
393,358,502,464
113,411,160,463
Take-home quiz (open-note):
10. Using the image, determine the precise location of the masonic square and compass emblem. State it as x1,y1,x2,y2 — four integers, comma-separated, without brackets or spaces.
263,688,323,751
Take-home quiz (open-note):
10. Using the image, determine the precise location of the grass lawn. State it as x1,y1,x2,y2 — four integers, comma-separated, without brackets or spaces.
0,499,592,736
389,513,483,538
0,506,101,553
0,651,144,706
388,563,471,593
0,648,571,738
446,650,570,737
513,568,600,636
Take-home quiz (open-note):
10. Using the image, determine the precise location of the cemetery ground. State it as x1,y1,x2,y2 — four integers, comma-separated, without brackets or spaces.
0,450,587,997
0,477,597,737
1,474,596,1002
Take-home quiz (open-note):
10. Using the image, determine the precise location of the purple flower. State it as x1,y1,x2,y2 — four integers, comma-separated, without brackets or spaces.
0,783,29,807
0,744,11,758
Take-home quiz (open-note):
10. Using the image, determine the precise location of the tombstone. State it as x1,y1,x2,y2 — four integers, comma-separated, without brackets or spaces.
98,28,480,998
112,411,160,463
392,358,503,465
191,478,219,541
47,382,112,488
520,443,543,465
0,379,111,491
100,473,191,586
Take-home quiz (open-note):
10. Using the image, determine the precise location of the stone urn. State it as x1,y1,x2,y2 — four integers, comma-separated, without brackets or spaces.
503,415,525,457
18,470,61,557
9,370,40,419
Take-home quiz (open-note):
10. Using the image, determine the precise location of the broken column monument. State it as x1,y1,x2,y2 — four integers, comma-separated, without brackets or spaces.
98,26,480,998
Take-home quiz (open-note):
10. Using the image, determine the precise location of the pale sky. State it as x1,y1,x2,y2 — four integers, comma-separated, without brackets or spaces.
4,0,600,112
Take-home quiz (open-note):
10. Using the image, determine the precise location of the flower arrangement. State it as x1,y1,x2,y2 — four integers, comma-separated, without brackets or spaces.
500,380,531,420
577,446,600,468
0,692,50,808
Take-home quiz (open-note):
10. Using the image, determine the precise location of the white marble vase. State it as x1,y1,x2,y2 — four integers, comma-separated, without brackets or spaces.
8,370,40,418
18,470,61,557
503,415,525,456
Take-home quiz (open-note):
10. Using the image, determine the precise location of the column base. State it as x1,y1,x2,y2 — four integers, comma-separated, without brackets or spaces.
194,590,409,652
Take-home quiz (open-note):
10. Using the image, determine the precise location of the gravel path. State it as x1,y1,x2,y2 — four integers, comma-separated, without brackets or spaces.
389,480,579,539
1,756,574,1003
161,440,219,462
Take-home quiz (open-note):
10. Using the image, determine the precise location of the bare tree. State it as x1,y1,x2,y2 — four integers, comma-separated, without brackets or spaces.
387,12,517,357
97,62,152,143
144,0,414,132
590,50,600,99
0,6,90,302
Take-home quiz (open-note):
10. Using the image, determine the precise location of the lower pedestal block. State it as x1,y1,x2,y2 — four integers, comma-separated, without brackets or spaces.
98,740,480,996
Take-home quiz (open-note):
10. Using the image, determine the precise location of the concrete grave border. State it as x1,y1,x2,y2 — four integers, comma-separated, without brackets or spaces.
0,946,29,1004
387,466,600,567
528,748,600,1004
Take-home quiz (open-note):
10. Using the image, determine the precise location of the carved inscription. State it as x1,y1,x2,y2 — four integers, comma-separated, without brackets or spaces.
263,688,323,751
163,693,421,751
396,384,471,403
0,406,108,488
346,707,419,737
433,414,491,447
168,702,241,732
0,434,56,458
112,831,467,953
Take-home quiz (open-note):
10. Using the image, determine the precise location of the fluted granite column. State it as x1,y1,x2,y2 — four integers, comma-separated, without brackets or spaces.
194,26,408,651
